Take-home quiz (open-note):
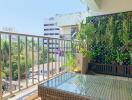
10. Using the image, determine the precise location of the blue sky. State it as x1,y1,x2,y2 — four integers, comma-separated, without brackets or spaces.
0,0,86,35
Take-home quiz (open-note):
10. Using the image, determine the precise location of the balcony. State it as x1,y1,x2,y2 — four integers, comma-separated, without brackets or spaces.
0,11,132,100
0,29,132,100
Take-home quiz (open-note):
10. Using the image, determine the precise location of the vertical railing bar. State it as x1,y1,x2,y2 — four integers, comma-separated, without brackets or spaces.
55,39,57,74
17,36,20,91
71,40,72,54
25,36,28,88
65,40,67,72
59,39,61,73
52,39,53,77
9,35,13,95
75,41,76,54
61,40,63,72
62,40,64,69
77,41,78,52
69,41,71,71
61,40,62,69
62,40,64,71
38,37,40,82
0,33,2,99
76,41,77,53
66,40,68,72
47,38,49,81
32,37,34,84
57,39,60,74
62,40,63,71
64,40,65,72
43,38,44,80
49,39,50,77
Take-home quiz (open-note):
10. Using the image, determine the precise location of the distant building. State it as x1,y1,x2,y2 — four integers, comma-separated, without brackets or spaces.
56,12,88,39
43,17,61,53
44,12,88,40
43,12,88,54
0,27,17,41
44,17,61,38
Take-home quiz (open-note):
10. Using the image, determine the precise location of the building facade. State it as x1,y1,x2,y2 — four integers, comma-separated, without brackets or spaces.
44,12,88,40
56,12,88,39
44,17,61,38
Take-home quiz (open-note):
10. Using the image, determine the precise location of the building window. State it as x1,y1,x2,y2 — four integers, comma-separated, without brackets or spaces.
55,33,59,35
44,28,60,31
44,24,55,26
44,33,59,35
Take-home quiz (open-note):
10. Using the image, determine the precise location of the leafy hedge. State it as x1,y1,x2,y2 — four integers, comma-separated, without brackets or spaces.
86,11,132,65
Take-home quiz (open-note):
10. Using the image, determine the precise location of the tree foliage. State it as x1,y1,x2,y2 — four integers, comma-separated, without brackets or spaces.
1,38,51,80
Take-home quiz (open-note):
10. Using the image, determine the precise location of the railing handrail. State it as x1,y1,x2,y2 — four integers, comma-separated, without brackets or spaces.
0,31,72,41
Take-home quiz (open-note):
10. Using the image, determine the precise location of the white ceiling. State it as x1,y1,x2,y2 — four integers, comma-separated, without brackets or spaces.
83,0,132,15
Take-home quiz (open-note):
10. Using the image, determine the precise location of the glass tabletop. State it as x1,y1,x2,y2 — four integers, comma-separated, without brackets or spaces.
40,72,132,100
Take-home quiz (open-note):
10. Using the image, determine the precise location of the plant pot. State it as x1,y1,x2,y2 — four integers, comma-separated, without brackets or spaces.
76,53,89,74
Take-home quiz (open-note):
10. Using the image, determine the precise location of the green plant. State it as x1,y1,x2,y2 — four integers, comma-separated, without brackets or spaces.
86,11,132,65
63,53,76,71
76,22,96,58
2,71,6,79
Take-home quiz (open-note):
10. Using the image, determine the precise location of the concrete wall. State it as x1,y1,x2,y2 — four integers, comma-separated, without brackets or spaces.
84,0,132,16
60,25,79,39
100,0,132,13
61,26,71,35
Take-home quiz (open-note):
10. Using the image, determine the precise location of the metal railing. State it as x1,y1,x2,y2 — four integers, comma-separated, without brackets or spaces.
0,31,76,99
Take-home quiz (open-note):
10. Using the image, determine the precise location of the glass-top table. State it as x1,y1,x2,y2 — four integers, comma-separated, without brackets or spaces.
38,72,132,100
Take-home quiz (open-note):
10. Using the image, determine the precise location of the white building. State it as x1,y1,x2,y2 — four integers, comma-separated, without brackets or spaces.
43,17,61,54
44,17,61,38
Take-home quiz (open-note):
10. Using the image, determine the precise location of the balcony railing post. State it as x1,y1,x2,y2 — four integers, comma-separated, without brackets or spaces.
9,35,13,95
64,40,66,71
42,38,44,80
64,40,65,69
59,39,61,73
52,39,53,76
25,36,28,87
37,37,40,82
69,40,71,71
32,37,34,84
65,40,67,72
71,40,72,54
17,36,21,91
61,40,62,68
47,38,49,81
55,39,57,74
0,33,2,99
66,40,68,72
62,40,64,68
57,39,59,74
